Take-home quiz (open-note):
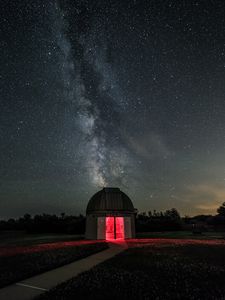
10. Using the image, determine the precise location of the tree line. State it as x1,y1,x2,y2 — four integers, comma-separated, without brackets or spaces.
137,202,225,232
0,213,85,234
1,202,225,234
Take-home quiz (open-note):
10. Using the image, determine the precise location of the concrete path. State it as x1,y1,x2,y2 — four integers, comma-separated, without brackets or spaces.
0,241,127,300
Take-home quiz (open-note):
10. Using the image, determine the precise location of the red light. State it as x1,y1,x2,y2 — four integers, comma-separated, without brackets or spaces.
0,240,103,257
106,217,124,240
116,217,124,239
106,217,115,240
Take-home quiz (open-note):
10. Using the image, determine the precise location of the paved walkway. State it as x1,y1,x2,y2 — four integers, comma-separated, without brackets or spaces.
0,241,127,300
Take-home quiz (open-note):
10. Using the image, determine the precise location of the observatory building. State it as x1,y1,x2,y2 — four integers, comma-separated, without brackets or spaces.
85,187,136,240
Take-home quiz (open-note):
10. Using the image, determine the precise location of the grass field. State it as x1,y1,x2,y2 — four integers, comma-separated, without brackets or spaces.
136,230,225,239
0,230,223,247
0,241,108,288
0,231,84,246
38,239,225,300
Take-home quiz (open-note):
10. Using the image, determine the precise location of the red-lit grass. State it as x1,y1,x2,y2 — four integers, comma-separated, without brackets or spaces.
38,240,225,300
0,240,103,257
0,241,108,288
126,238,225,247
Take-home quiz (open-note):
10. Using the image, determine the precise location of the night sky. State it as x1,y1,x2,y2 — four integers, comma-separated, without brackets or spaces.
1,0,225,218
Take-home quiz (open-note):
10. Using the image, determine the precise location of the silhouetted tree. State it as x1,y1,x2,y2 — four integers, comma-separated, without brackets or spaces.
0,213,86,234
217,202,225,216
164,208,181,220
136,208,183,232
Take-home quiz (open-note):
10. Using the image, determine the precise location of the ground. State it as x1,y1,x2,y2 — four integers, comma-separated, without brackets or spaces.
0,231,84,247
38,238,225,300
0,232,108,288
136,231,225,239
1,231,225,299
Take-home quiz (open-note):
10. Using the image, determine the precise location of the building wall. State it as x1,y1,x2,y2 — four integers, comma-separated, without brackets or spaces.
124,216,132,238
85,213,136,240
97,217,106,239
85,215,97,239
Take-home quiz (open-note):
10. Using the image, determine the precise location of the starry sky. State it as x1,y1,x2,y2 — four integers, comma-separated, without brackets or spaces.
1,0,225,218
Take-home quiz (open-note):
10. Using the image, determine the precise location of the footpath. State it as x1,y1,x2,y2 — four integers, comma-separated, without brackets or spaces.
0,241,127,300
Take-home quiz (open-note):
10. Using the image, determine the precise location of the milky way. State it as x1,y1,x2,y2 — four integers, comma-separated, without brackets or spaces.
1,0,225,217
53,1,133,188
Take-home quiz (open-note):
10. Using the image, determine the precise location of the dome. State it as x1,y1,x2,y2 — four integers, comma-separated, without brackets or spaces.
86,187,134,214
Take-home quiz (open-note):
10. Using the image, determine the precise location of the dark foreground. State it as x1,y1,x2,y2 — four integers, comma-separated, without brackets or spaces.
38,239,225,300
0,241,108,288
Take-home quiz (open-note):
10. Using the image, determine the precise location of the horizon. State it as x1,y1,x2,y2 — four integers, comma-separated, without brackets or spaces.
0,185,222,220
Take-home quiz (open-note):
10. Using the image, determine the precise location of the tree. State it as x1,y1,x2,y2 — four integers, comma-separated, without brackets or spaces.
164,208,181,220
217,202,225,216
163,208,182,230
23,213,31,221
60,212,65,219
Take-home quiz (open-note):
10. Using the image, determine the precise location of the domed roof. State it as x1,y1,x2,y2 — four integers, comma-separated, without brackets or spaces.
86,187,134,214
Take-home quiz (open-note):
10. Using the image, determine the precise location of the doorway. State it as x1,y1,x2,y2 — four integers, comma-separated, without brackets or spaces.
106,216,124,240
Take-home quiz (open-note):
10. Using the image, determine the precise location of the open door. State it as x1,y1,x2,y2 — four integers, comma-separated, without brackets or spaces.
115,217,124,239
106,216,124,240
106,217,115,240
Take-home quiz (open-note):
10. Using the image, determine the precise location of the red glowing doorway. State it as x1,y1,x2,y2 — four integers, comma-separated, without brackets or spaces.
106,217,124,240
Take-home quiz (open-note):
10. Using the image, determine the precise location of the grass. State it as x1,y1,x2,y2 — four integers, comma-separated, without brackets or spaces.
136,230,225,239
0,231,84,246
38,240,225,300
0,241,108,288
